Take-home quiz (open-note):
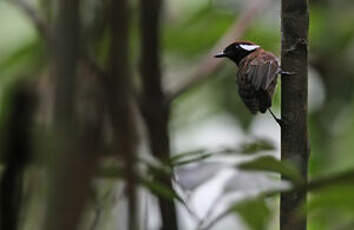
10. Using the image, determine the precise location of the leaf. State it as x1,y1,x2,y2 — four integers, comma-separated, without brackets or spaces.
146,163,172,178
169,149,209,165
169,149,214,167
231,199,270,230
172,153,213,167
238,138,275,154
237,155,303,184
223,171,291,194
309,184,354,213
140,177,183,203
0,39,42,76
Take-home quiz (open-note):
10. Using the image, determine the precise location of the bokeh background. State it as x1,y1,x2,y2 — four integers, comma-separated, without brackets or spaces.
1,0,354,230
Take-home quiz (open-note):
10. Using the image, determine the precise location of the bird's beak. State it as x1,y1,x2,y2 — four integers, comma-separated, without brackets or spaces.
214,51,226,58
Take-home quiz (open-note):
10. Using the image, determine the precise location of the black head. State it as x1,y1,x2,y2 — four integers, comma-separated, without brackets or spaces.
214,41,260,66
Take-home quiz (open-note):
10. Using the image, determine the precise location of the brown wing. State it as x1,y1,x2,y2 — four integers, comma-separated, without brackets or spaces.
237,51,279,113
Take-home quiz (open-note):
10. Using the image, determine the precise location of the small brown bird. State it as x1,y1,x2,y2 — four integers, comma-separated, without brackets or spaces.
214,40,285,125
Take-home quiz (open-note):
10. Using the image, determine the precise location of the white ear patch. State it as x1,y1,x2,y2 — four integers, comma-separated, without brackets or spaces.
239,44,260,51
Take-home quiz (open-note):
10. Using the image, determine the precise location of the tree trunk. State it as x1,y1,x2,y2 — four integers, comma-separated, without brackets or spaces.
0,84,34,230
107,0,139,230
280,0,310,230
139,0,178,230
43,1,102,230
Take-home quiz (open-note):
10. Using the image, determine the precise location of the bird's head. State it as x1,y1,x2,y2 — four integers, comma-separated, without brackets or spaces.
214,41,260,66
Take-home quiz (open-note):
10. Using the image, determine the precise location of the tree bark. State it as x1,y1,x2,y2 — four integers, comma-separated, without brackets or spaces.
138,0,178,230
107,0,139,230
43,1,102,230
280,0,310,230
0,84,34,230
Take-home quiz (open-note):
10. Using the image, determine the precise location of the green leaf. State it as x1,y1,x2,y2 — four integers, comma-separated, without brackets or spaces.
0,39,42,76
309,184,354,213
238,155,303,183
140,177,183,203
169,149,212,167
238,138,275,154
97,165,183,202
173,153,213,167
231,199,270,230
169,149,206,164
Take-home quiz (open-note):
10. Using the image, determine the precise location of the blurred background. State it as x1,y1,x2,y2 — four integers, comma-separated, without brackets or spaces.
1,0,354,230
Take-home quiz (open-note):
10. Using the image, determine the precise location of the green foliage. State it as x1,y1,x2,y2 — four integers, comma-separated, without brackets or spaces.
163,5,234,57
169,149,213,166
140,177,183,202
309,184,354,213
2,0,354,229
169,138,275,167
238,138,275,154
238,155,303,184
231,199,270,230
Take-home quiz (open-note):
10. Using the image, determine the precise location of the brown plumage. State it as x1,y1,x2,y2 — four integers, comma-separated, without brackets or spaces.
215,41,280,114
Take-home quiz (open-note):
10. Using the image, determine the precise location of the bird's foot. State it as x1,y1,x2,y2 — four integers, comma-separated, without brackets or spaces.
277,68,296,76
268,108,286,128
280,70,296,76
275,117,285,128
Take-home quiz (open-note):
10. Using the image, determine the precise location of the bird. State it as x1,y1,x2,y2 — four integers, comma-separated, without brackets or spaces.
214,40,286,126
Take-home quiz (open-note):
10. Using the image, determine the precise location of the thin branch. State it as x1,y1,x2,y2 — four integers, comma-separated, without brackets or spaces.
166,0,270,102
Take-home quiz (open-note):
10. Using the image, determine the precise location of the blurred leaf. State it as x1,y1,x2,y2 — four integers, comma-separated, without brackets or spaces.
169,138,275,167
140,177,183,203
309,184,354,213
231,199,270,230
169,149,206,164
238,155,303,183
223,171,290,194
0,39,42,77
172,153,213,167
163,7,234,57
238,138,275,154
146,162,172,178
97,165,183,202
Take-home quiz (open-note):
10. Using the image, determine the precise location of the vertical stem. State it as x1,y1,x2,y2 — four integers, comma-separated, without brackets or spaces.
43,1,102,230
280,0,310,230
108,0,139,230
0,84,34,230
138,0,178,230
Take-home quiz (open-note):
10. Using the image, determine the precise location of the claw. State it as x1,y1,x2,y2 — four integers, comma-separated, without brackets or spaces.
281,71,296,76
268,108,284,127
276,68,296,76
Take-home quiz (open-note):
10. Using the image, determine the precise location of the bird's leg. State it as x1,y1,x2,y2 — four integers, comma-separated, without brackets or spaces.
268,108,284,127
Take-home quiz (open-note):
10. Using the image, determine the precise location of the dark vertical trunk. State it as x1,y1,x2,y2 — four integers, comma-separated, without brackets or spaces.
0,85,34,230
280,0,310,230
107,0,139,230
43,1,102,230
138,0,178,230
